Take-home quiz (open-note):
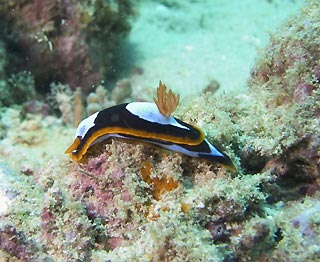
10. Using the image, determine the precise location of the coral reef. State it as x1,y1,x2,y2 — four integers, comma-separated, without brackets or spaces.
0,1,319,261
110,78,133,104
0,0,133,99
73,87,84,126
86,79,133,116
49,83,85,127
86,85,112,116
40,188,94,260
49,83,73,125
0,225,37,261
0,71,36,107
48,80,133,127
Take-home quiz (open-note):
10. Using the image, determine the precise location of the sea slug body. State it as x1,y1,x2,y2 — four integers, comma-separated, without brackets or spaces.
65,82,234,169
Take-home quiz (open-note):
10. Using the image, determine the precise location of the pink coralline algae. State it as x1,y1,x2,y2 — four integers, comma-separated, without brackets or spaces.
239,1,320,178
292,202,320,242
0,0,133,92
233,222,274,262
263,134,320,203
70,154,126,219
40,189,94,260
0,225,36,260
250,9,320,106
68,152,140,250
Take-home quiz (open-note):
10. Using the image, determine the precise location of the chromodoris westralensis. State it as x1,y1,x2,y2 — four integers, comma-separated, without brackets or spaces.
65,81,235,169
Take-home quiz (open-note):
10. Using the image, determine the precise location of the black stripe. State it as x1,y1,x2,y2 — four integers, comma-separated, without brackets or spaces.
74,103,203,155
95,103,202,140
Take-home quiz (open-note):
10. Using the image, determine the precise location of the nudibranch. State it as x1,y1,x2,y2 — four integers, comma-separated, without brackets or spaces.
65,81,235,169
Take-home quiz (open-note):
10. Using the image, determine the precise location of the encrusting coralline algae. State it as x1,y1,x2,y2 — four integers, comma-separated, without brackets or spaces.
0,1,319,261
0,0,133,95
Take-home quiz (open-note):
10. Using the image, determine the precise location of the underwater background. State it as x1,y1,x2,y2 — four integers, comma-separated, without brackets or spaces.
0,0,319,261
